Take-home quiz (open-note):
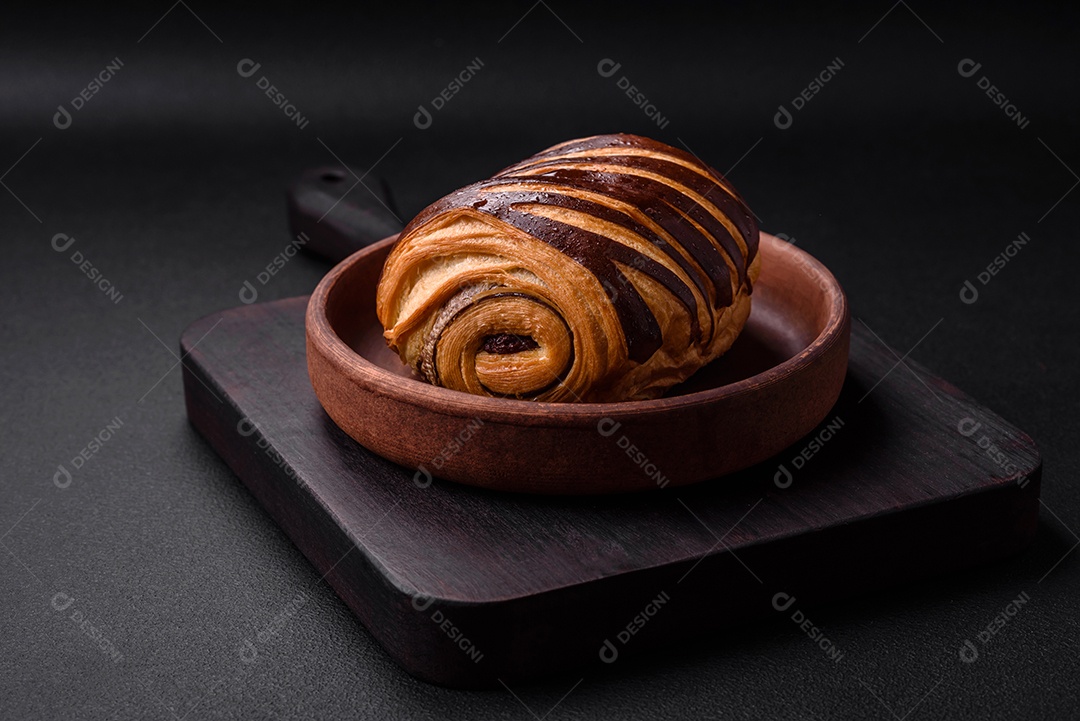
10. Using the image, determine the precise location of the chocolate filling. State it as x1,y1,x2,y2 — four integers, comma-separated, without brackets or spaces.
482,334,539,354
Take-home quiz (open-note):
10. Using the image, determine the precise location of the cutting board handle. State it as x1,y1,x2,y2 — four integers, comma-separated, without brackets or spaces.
286,166,404,264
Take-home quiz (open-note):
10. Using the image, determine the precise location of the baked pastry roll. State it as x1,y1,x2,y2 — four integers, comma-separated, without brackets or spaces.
375,133,760,402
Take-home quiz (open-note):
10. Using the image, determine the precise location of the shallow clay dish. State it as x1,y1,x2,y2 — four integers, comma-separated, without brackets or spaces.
306,232,850,494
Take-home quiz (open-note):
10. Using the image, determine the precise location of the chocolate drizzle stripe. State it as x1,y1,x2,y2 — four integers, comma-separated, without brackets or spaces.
504,155,756,267
514,148,737,199
509,134,749,207
476,185,704,340
500,165,750,288
483,175,734,311
474,202,664,363
506,140,755,246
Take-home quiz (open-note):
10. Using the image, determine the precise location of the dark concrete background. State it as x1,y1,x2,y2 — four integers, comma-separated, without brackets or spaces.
2,3,1077,719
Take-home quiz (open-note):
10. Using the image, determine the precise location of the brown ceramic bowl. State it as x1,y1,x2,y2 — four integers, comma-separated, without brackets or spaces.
306,232,850,494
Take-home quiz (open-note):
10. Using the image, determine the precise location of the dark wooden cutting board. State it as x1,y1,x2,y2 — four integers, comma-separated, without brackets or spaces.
181,296,1041,688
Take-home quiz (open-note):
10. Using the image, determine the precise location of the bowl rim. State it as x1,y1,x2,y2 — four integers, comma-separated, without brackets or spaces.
306,231,849,423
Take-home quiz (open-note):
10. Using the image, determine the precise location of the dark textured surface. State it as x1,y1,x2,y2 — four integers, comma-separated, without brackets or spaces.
2,3,1078,719
182,297,1040,688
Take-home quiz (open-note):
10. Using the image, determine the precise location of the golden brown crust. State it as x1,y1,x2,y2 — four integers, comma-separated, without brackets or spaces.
375,133,760,402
